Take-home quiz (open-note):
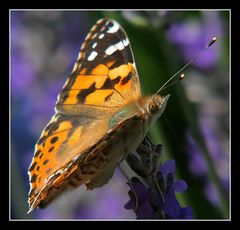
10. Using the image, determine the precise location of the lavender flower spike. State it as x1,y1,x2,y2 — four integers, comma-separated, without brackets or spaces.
125,138,193,219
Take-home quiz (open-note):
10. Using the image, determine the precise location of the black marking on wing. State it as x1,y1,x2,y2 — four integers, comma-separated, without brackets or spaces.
77,83,96,103
34,150,42,157
50,136,59,144
101,76,121,89
38,136,47,145
104,92,114,102
121,72,132,85
29,162,37,171
43,159,49,165
31,174,37,183
48,147,54,153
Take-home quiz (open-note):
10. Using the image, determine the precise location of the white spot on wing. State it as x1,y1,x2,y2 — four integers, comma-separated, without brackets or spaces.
107,22,120,33
105,40,126,55
123,39,129,47
87,51,98,61
92,42,97,48
99,33,104,39
115,41,124,50
105,45,117,55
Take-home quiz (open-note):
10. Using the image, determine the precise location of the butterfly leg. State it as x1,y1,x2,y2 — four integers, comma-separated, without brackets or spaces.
149,144,165,203
117,163,139,212
136,138,165,203
136,136,163,177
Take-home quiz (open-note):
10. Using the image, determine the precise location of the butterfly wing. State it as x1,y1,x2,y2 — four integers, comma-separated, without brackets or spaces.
56,18,141,115
28,113,111,210
28,18,141,211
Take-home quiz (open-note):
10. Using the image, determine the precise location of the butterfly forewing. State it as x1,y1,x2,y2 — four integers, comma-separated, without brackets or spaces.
56,18,141,114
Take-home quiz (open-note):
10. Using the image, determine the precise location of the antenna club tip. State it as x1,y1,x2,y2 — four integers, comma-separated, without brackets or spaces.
208,37,217,47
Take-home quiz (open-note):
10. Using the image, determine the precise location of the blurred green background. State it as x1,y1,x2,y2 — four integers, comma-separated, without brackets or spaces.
11,10,229,219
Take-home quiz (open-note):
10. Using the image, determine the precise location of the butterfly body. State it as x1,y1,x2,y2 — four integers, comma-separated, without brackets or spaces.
28,18,169,212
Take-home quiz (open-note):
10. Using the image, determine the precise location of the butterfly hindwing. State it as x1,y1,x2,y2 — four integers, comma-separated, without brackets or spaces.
28,112,112,208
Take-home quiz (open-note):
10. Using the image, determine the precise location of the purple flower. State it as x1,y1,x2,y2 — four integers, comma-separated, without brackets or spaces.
163,186,193,219
125,160,193,219
124,177,154,219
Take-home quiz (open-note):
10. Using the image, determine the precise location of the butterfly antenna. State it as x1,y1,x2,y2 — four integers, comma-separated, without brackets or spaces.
160,73,185,91
156,37,217,95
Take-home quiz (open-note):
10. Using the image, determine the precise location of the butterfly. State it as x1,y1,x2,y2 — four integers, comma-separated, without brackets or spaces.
28,18,169,213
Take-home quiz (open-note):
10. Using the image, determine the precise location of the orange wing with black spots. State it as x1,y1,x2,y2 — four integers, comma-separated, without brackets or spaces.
28,18,141,212
28,113,110,209
56,18,141,114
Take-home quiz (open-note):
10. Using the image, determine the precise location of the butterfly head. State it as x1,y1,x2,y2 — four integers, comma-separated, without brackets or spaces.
148,94,170,115
141,94,170,129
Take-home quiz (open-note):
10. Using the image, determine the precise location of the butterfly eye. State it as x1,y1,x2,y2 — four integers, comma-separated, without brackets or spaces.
148,95,170,116
149,103,160,115
148,96,161,113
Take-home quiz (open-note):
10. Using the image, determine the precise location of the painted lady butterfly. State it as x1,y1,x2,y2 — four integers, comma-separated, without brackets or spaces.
28,18,169,213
